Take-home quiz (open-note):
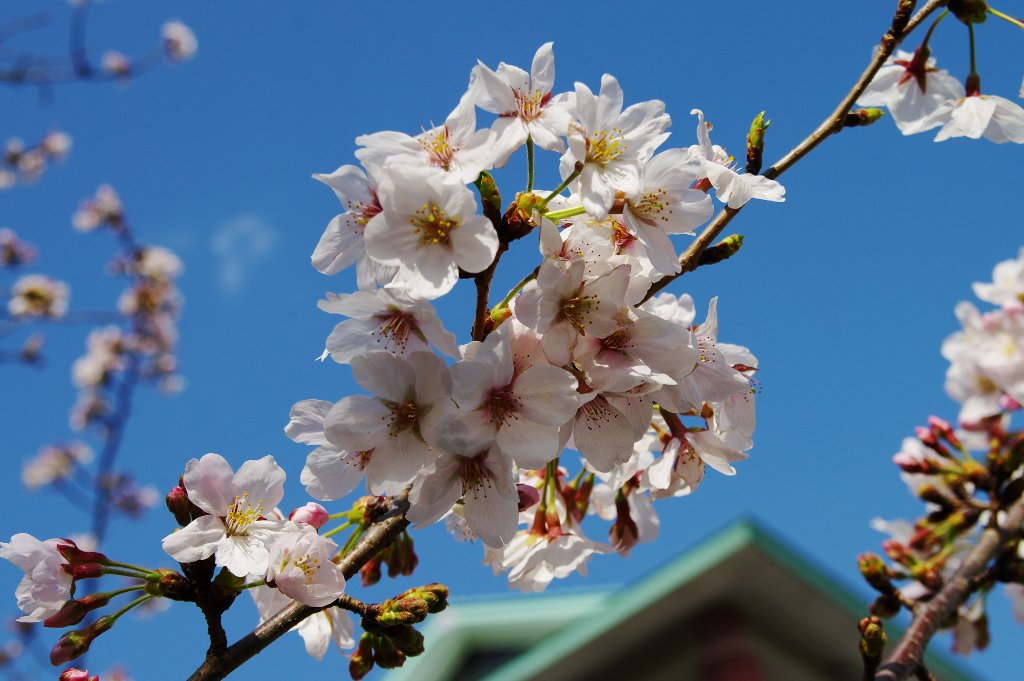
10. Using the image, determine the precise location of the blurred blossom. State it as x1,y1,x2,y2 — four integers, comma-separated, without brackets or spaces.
162,21,197,62
8,274,70,318
0,229,36,268
73,185,123,232
22,442,93,490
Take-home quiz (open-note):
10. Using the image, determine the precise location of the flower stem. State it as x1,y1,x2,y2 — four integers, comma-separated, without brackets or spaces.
237,580,266,591
987,6,1024,30
107,594,154,623
101,567,151,580
489,266,539,324
542,205,586,222
538,168,580,211
920,10,948,49
323,520,354,539
102,559,154,575
526,136,535,192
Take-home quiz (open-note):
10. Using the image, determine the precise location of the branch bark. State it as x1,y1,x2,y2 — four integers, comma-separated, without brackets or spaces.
640,0,946,303
185,495,410,681
873,494,1024,681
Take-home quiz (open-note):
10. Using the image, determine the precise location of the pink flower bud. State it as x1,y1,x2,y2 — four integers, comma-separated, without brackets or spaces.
51,632,89,665
59,669,98,681
55,540,107,567
70,564,103,580
915,426,938,447
516,484,540,511
1000,394,1022,411
288,502,329,529
165,485,192,526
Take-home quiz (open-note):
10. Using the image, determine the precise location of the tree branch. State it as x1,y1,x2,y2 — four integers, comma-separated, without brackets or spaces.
185,495,411,681
873,493,1024,681
640,0,946,304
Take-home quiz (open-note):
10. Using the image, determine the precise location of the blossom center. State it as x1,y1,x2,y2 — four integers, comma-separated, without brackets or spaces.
225,492,264,536
459,453,496,497
559,292,599,335
372,307,419,352
631,188,673,225
411,203,457,247
486,386,522,427
587,128,627,165
511,89,550,121
387,401,420,437
346,192,382,228
420,128,455,170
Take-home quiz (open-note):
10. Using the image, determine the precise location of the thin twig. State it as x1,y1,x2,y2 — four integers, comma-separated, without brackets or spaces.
185,494,411,681
874,494,1024,681
640,0,946,304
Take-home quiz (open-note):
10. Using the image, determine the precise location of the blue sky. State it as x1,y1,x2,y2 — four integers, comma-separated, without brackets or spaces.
1,1,1022,679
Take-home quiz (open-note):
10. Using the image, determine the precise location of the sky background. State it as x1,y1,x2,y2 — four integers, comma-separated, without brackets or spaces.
1,1,1022,679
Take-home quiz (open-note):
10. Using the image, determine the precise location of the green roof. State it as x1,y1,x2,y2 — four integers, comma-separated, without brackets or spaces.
386,519,977,681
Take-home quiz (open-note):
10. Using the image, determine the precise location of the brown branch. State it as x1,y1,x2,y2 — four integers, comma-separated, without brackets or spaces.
640,0,946,304
185,494,411,681
873,493,1024,681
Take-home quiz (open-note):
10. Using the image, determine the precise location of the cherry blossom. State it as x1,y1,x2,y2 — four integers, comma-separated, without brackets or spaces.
363,166,498,299
162,453,288,577
470,42,575,166
408,429,519,549
561,74,670,218
973,247,1024,308
0,534,73,623
311,164,397,290
250,585,355,660
266,525,347,607
285,399,369,500
8,274,69,318
356,95,494,184
317,288,458,363
689,109,785,208
451,325,580,469
858,49,965,134
923,93,1024,144
324,351,453,489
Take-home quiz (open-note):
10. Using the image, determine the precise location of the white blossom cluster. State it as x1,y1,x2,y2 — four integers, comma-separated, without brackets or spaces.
871,248,1024,655
289,44,767,591
859,49,1024,143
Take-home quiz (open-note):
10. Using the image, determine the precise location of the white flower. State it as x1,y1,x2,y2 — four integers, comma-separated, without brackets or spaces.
485,522,609,592
858,49,965,135
622,148,713,275
453,325,580,468
356,95,494,184
924,94,1024,144
72,185,122,232
408,429,518,548
162,453,288,577
0,534,72,622
561,74,670,218
250,586,355,660
575,307,697,395
973,247,1024,308
324,351,453,489
649,297,749,413
22,442,93,490
317,288,458,364
363,166,498,299
136,246,183,281
689,109,785,208
162,20,197,62
470,42,575,166
267,525,346,607
312,164,397,290
8,274,69,318
646,430,745,499
285,399,376,500
514,259,630,366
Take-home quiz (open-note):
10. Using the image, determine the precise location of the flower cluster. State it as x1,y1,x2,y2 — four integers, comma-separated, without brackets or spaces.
863,248,1024,656
293,43,766,590
163,453,357,657
0,130,72,189
858,7,1024,144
